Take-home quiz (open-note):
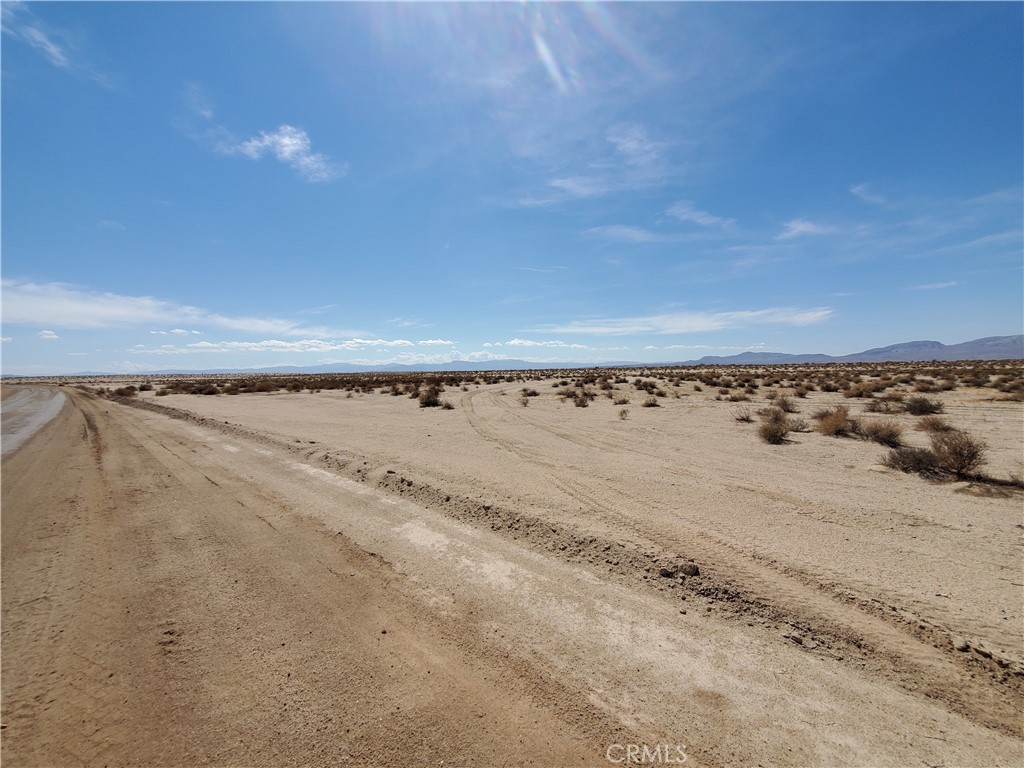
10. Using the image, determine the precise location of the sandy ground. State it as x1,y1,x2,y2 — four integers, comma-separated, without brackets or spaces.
2,380,1022,766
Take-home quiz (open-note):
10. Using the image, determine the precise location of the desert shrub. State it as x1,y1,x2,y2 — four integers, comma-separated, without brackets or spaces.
728,393,750,402
519,396,530,407
521,388,540,397
881,447,940,474
904,396,943,415
613,397,630,405
733,407,753,422
775,395,798,413
573,393,590,407
138,383,153,392
817,406,853,437
155,388,170,397
693,384,702,392
618,408,629,420
861,419,903,447
113,386,137,397
930,431,987,476
786,417,811,433
758,418,790,444
419,387,441,408
440,400,455,410
794,386,809,398
916,415,955,433
641,396,660,407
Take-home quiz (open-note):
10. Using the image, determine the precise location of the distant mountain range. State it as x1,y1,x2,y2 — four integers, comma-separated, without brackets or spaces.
43,334,1021,377
674,335,1024,366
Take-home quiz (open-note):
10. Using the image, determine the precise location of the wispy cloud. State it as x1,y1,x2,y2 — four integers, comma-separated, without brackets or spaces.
38,330,59,340
584,225,663,243
386,316,432,329
231,125,345,184
1,337,11,343
776,219,837,240
183,82,215,120
911,281,957,291
511,266,568,274
548,176,610,199
606,123,665,167
543,307,834,336
667,200,735,229
96,219,126,231
2,2,118,88
850,183,886,205
1,279,360,337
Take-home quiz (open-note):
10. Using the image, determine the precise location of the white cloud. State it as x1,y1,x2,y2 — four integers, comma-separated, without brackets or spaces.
911,281,957,291
1,279,359,337
96,219,126,231
38,330,59,340
1,336,12,343
584,225,661,243
667,201,735,229
543,307,834,336
418,339,456,346
776,219,837,240
504,338,588,349
233,125,344,183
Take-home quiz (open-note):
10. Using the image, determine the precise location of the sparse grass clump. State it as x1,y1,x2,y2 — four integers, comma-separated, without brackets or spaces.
641,396,660,407
618,408,630,420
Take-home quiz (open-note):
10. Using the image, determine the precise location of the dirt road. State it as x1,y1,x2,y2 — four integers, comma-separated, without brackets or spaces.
2,386,1021,766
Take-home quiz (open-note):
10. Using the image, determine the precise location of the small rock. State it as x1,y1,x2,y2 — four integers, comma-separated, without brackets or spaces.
953,637,970,652
679,562,700,577
974,646,992,659
659,566,677,578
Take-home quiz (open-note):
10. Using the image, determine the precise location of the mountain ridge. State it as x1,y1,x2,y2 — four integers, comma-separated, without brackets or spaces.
28,334,1021,376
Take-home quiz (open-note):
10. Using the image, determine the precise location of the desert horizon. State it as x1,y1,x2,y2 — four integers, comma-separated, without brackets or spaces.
3,359,1022,765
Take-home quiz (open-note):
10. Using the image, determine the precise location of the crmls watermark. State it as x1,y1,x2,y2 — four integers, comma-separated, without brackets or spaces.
606,743,688,764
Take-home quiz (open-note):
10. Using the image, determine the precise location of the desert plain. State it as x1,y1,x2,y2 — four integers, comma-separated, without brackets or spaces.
2,362,1022,767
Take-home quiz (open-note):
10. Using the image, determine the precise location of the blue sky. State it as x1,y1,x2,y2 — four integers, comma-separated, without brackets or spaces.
2,1,1021,374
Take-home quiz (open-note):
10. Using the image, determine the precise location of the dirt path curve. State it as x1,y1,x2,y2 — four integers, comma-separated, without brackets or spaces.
3,388,1021,767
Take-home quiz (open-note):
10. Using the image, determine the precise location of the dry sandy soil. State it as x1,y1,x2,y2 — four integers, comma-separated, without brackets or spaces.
2,376,1022,766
